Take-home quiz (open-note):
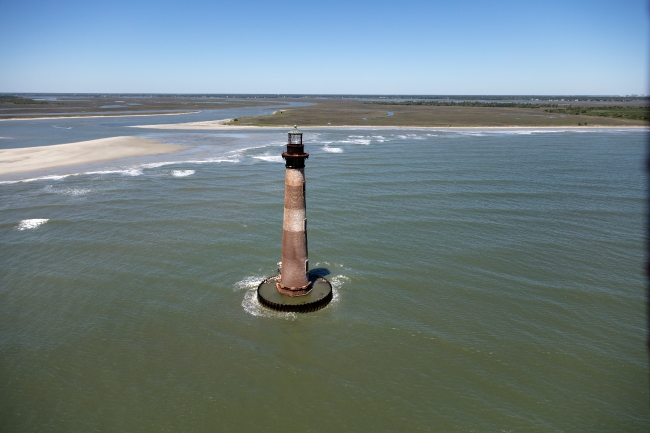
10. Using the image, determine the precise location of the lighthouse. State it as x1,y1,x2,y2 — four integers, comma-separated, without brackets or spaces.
257,126,332,312
278,126,310,295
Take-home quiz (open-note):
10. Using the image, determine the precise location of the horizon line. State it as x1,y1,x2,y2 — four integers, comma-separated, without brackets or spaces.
1,92,647,98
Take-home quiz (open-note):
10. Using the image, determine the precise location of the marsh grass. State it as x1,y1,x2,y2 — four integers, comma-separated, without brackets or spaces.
228,99,648,127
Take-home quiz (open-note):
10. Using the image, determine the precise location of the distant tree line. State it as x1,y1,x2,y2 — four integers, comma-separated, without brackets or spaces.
545,106,649,121
366,100,562,109
370,95,649,102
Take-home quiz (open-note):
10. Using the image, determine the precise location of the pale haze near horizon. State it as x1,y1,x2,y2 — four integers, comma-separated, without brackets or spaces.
0,0,646,95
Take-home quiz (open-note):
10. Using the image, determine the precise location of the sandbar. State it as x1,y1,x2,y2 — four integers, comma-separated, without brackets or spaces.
0,136,186,175
129,119,260,130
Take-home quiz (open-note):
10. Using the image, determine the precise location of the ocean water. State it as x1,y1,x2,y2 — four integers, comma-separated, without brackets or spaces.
0,119,647,431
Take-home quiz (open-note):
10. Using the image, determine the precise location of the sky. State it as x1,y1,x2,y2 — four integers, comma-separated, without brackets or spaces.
0,0,647,94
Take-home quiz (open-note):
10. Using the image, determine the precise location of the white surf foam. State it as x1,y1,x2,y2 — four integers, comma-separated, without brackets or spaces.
136,153,239,169
395,134,428,140
446,128,624,136
138,162,174,169
238,272,343,319
0,168,146,185
236,275,298,320
323,147,343,153
183,157,241,165
253,154,284,163
458,132,487,137
0,174,71,185
341,138,371,145
16,219,49,230
241,286,299,320
41,185,90,195
328,275,347,306
234,275,265,292
60,188,91,196
82,168,143,177
171,170,195,177
239,142,285,151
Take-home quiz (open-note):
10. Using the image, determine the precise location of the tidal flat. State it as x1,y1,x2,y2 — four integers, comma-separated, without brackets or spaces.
0,94,273,119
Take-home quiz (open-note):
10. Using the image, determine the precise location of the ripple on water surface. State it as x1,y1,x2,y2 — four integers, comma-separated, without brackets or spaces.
0,128,646,432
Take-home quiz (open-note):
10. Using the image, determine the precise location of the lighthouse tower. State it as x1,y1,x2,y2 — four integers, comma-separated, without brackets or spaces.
257,126,332,313
278,126,310,295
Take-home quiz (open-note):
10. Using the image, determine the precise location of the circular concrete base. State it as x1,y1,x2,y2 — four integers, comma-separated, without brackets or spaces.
258,274,332,313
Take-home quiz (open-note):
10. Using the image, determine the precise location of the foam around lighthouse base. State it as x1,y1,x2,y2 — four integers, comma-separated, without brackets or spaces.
257,274,332,313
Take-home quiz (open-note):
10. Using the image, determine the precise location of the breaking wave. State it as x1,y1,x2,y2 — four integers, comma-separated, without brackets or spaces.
16,219,49,230
0,159,241,185
342,138,371,145
0,169,142,185
171,170,195,177
253,154,283,163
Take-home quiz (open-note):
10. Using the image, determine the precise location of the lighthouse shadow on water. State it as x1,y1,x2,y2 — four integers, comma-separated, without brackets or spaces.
307,268,331,278
256,126,333,313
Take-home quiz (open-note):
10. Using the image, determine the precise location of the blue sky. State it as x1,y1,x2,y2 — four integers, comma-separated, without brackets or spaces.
0,0,647,94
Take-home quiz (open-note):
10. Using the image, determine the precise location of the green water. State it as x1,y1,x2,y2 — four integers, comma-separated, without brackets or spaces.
0,128,647,431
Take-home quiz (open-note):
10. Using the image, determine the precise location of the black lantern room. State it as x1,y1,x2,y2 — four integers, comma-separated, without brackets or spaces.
282,125,309,169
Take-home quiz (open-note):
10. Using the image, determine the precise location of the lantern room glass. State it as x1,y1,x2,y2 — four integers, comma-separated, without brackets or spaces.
288,126,303,145
288,133,302,145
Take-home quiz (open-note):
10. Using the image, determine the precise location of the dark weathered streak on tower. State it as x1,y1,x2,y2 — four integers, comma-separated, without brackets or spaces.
278,126,310,296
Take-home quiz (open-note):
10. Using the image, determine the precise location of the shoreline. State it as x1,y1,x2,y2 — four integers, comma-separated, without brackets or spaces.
129,118,648,131
0,136,186,176
0,111,200,122
1,111,645,129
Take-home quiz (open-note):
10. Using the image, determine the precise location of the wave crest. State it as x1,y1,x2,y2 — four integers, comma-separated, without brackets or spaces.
171,170,195,177
17,219,49,230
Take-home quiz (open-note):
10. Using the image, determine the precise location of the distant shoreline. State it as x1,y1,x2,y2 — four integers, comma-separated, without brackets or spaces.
0,111,200,122
129,118,648,131
2,95,646,127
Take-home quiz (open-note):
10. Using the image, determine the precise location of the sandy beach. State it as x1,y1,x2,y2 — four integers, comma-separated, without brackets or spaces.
129,119,259,130
0,136,186,175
